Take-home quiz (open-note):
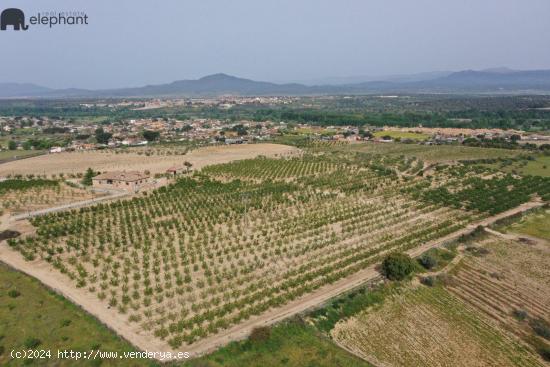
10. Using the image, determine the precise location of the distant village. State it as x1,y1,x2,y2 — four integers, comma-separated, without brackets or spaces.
1,99,549,155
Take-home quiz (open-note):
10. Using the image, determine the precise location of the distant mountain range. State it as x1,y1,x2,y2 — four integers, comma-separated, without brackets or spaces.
294,71,453,86
2,68,550,98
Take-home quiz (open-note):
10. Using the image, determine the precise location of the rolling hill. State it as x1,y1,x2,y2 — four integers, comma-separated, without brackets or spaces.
2,69,550,98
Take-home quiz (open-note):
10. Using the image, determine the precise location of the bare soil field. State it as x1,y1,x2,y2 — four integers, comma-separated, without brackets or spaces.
0,143,299,177
0,182,98,215
448,234,550,340
332,285,543,367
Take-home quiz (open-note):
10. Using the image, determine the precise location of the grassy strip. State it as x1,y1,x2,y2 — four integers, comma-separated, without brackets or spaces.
187,318,370,367
0,263,158,367
503,207,550,240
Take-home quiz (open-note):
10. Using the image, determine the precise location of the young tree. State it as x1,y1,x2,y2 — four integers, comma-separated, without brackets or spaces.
183,161,193,173
81,168,95,186
8,140,17,150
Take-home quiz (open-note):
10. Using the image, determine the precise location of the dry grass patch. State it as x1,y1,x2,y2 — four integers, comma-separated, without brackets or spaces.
332,286,544,367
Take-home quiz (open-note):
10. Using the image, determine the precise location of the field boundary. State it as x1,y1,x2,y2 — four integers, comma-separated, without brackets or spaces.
10,189,129,221
0,200,543,360
0,150,46,166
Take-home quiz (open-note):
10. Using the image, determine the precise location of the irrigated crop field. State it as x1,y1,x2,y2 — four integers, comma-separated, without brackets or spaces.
2,147,550,354
1,153,462,349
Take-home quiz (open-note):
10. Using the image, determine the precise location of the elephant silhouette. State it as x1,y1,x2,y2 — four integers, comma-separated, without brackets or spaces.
1,8,28,30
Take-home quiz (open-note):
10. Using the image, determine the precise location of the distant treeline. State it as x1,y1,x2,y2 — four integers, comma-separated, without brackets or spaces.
1,97,549,130
252,109,550,130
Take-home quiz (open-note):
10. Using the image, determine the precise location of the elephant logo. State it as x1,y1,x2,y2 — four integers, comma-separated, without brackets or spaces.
1,8,29,31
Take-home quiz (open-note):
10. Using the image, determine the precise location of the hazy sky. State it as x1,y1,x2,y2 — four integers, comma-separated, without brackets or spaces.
1,0,550,89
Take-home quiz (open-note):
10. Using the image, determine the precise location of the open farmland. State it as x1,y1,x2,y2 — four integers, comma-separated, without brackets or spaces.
3,152,476,352
0,179,98,216
0,150,45,164
500,208,550,240
331,285,544,367
0,143,298,177
2,149,550,356
333,142,522,163
0,263,154,367
479,155,550,178
447,235,550,342
330,224,550,367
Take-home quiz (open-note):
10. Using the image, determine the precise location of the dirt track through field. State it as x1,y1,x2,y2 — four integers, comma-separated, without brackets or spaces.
10,189,129,221
0,200,543,360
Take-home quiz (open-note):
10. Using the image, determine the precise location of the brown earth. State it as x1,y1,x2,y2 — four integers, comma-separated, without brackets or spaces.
0,143,300,177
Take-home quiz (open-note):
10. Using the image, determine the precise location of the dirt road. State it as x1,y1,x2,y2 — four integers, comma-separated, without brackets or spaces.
0,200,543,360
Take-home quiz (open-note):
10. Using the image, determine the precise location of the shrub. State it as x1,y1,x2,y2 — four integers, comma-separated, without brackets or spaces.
0,230,21,241
530,318,550,340
24,337,41,348
419,253,438,270
249,326,271,343
538,344,550,362
420,276,435,286
512,309,528,321
465,246,490,257
81,168,95,186
8,289,21,298
381,252,416,281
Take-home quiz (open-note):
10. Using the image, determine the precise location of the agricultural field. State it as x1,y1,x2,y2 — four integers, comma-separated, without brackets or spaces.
0,150,45,164
328,220,550,367
0,179,97,216
338,142,522,163
4,151,481,351
481,155,550,177
2,145,549,358
0,263,154,367
0,143,298,177
447,235,550,354
499,207,550,240
331,285,544,367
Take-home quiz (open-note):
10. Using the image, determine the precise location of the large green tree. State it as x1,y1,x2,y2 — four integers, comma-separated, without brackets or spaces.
142,130,160,142
95,128,112,145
